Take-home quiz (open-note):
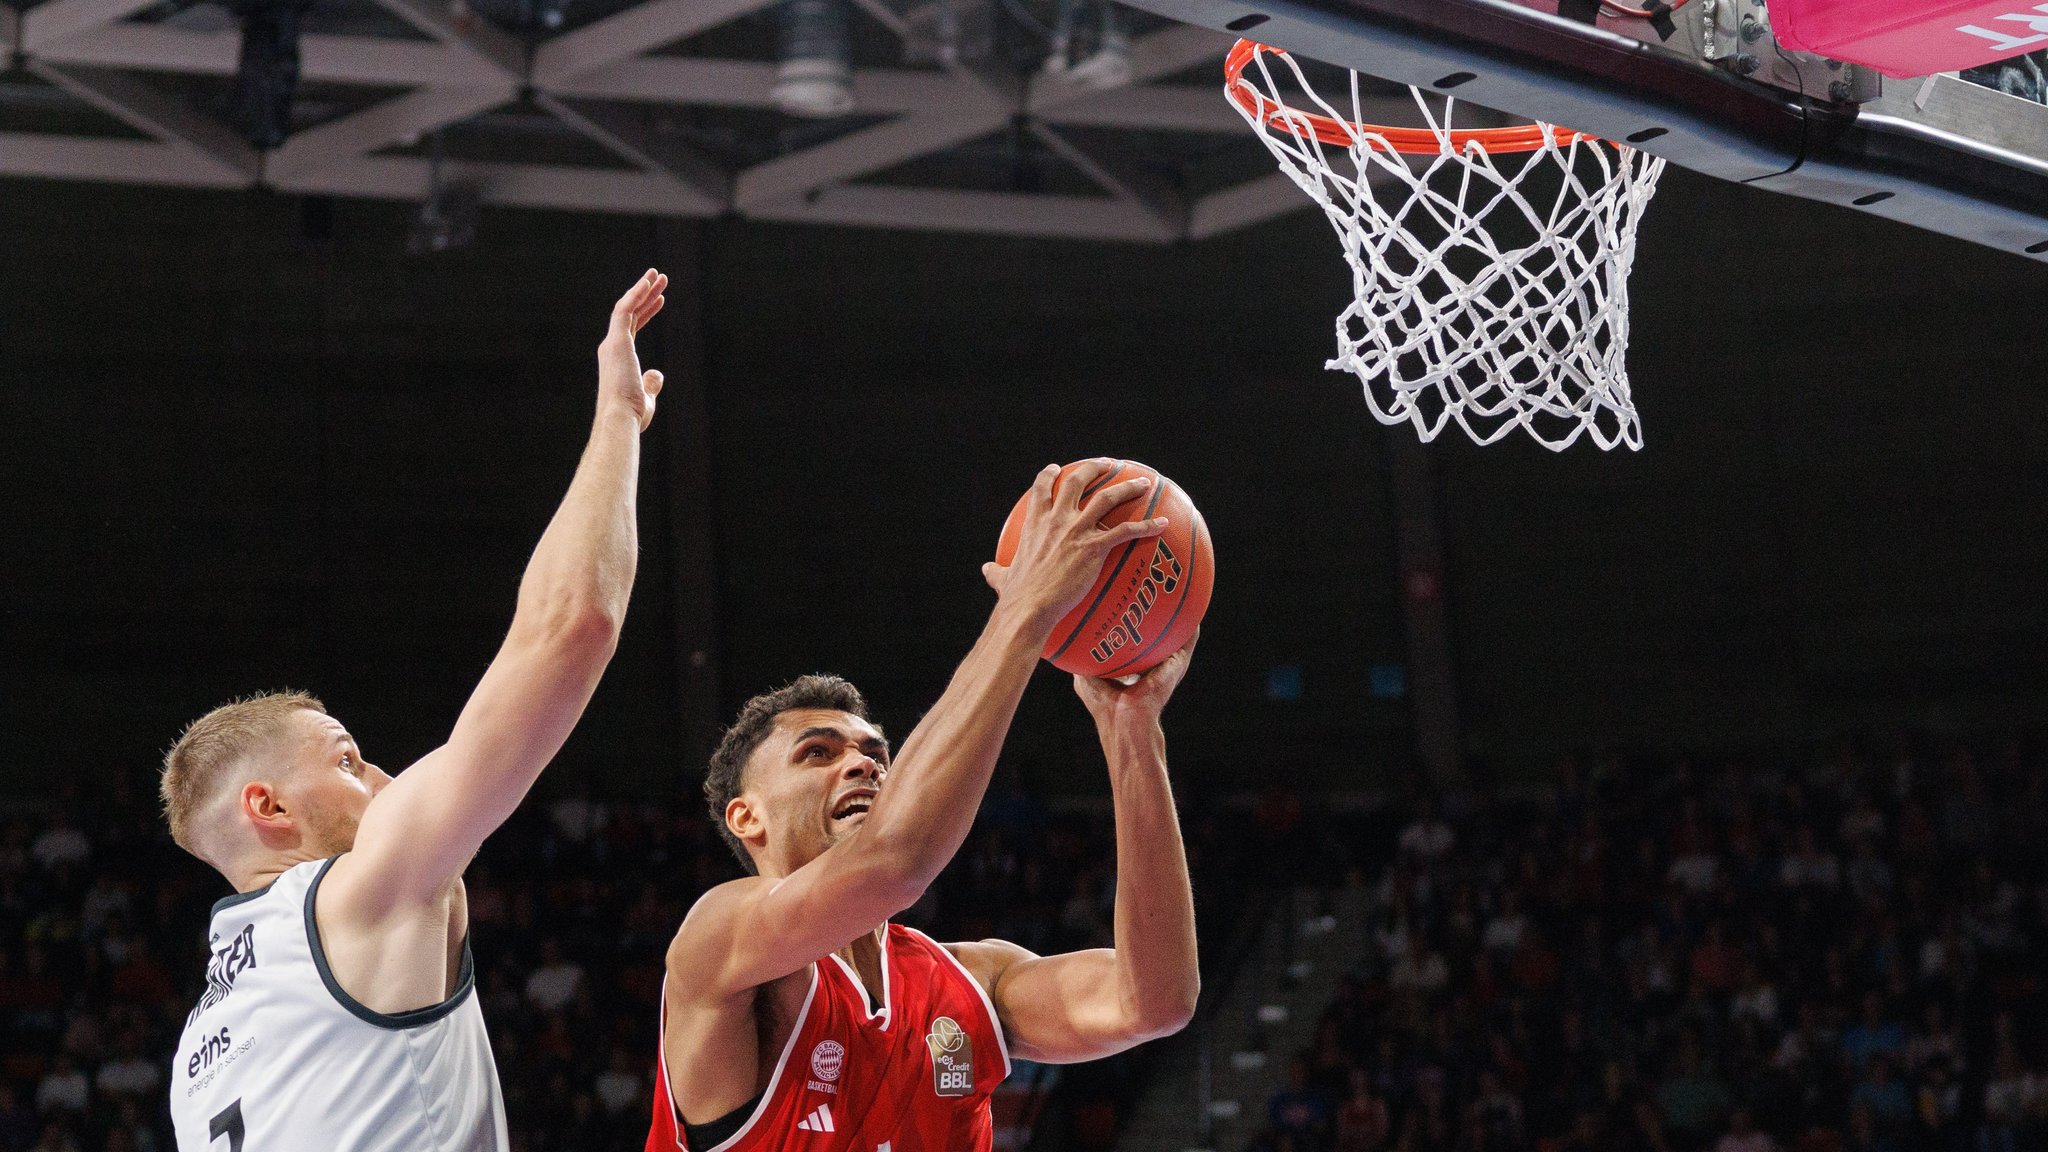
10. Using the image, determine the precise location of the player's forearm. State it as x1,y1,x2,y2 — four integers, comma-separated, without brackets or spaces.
1103,719,1200,1035
861,602,1046,890
509,403,642,644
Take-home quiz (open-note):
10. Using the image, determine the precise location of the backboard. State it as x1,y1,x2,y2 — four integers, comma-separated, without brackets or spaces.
1116,0,2048,263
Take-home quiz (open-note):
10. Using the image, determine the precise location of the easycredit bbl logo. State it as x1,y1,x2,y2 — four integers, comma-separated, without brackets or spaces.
1088,539,1182,665
926,1016,974,1098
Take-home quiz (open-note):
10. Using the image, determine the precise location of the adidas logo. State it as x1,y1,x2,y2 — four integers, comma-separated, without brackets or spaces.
797,1104,835,1133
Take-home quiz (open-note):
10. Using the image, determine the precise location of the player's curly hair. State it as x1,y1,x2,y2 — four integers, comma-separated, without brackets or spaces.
704,675,868,874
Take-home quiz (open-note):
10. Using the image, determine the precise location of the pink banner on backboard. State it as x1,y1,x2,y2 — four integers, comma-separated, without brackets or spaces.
1771,0,2048,77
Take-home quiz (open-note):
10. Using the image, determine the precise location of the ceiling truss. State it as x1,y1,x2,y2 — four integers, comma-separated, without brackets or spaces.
0,0,1354,241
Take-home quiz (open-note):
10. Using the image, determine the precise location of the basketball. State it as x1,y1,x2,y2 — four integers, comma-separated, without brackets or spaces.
994,460,1214,680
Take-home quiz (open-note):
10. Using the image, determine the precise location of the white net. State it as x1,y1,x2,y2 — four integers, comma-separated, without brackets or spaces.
1228,45,1665,451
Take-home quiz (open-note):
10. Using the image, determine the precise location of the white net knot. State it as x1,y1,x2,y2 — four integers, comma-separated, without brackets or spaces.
1229,45,1665,451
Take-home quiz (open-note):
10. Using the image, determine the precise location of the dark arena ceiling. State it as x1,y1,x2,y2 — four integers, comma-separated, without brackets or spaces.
0,0,1359,240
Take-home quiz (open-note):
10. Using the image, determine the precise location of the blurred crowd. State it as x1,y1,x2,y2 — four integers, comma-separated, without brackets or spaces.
7,729,2046,1152
1254,736,2048,1152
0,770,1247,1152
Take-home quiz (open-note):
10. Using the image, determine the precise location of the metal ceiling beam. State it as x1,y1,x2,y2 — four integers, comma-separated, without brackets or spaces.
27,61,260,181
531,0,775,85
18,0,157,50
846,0,914,41
531,92,731,206
1037,85,1243,134
266,85,517,182
754,184,1179,242
1027,121,1184,231
28,28,1242,140
0,1,1309,243
1188,171,1314,238
549,56,952,114
738,23,1233,211
261,150,1225,242
0,133,248,187
1129,22,1239,83
280,0,530,193
363,0,526,77
545,55,1238,136
269,154,728,216
734,99,1003,209
32,25,521,87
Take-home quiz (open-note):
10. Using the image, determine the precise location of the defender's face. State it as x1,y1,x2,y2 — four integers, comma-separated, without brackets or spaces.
738,709,890,874
278,710,392,855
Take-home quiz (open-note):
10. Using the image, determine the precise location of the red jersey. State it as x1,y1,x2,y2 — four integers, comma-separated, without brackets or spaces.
649,924,1011,1152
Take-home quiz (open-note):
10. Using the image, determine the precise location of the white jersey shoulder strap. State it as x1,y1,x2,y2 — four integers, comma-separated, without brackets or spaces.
169,857,508,1152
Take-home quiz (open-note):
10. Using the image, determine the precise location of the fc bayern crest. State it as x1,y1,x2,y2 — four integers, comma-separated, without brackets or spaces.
810,1040,845,1082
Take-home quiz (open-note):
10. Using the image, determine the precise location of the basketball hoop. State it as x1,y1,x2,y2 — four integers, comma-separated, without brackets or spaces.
1224,40,1665,451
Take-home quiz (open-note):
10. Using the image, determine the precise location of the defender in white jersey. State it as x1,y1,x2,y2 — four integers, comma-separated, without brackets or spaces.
172,859,504,1152
158,270,671,1152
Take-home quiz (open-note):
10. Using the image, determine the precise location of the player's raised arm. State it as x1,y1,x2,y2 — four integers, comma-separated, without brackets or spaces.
670,460,1168,997
334,269,667,910
955,633,1203,1063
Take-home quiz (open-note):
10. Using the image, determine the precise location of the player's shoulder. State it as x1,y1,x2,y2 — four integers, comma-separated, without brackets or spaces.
925,935,1035,993
666,875,778,967
318,849,462,926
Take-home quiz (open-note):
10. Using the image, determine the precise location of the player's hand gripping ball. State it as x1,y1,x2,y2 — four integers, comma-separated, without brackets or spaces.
994,460,1213,679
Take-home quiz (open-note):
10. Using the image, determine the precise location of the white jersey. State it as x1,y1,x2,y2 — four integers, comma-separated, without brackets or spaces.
169,857,509,1152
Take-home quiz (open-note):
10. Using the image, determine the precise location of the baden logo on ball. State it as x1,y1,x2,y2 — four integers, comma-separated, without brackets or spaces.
994,459,1214,680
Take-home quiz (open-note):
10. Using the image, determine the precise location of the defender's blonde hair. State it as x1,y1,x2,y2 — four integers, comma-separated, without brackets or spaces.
161,690,325,853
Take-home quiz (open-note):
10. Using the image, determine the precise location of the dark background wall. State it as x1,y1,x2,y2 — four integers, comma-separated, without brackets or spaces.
1,167,2043,802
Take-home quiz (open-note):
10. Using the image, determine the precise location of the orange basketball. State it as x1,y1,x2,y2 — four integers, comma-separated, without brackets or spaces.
994,459,1214,679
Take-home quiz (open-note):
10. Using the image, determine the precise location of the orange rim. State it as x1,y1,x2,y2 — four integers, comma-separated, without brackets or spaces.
1224,39,1599,155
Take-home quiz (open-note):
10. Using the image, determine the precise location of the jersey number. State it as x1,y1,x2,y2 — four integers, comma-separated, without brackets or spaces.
209,1099,245,1152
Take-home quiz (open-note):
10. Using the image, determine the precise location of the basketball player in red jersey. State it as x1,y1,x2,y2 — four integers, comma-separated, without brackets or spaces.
649,459,1203,1152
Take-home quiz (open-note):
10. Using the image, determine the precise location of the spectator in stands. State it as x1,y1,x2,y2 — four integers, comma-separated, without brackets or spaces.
1466,1068,1525,1150
28,815,88,874
1654,1034,1733,1147
524,935,585,1013
1910,1057,1963,1151
1714,1107,1776,1152
1333,1067,1390,1152
1728,961,1778,1032
28,1119,81,1152
1779,827,1840,891
1978,1041,2031,1152
593,1046,647,1117
1398,798,1455,871
1839,993,1904,1072
1847,1054,1909,1148
1267,1056,1333,1151
90,1029,159,1105
1482,889,1528,956
0,1083,36,1152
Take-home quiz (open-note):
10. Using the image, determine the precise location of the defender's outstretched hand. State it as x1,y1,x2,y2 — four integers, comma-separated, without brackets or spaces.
981,458,1168,632
1074,629,1197,723
602,268,668,431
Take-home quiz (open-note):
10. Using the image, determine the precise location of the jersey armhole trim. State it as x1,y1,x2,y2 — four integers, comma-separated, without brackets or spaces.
211,884,274,918
657,964,820,1152
304,855,479,1031
906,926,1014,1081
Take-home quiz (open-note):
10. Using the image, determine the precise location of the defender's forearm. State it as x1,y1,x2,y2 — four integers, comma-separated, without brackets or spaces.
1104,720,1200,1033
860,604,1046,888
512,405,642,638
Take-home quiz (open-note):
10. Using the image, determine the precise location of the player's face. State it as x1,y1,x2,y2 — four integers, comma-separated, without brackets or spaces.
280,710,392,856
746,709,890,872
